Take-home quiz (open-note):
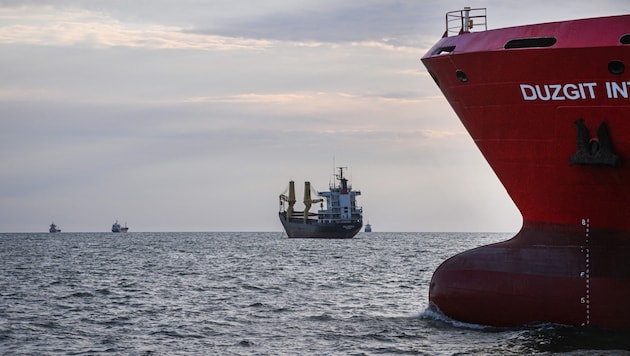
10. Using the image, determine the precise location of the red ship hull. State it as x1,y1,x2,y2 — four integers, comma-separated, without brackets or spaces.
422,12,630,329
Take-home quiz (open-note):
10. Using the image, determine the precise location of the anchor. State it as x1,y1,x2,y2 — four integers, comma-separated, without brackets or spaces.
570,118,620,166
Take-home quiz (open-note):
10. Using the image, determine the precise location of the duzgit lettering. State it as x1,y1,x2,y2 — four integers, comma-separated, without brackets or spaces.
520,81,630,101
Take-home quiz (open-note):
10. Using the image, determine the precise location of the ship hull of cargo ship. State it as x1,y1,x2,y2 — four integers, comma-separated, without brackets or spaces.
279,212,362,239
422,11,630,329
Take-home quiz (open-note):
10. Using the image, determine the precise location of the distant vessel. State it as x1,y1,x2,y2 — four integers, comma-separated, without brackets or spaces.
112,221,129,233
422,8,630,328
279,167,363,238
49,222,61,233
365,223,372,232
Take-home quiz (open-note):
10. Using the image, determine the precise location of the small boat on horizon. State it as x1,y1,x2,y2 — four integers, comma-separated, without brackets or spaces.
49,222,61,233
279,167,363,238
364,222,372,232
112,220,129,233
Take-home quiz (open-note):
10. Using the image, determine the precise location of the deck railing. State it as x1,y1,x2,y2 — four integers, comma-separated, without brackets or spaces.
445,7,487,37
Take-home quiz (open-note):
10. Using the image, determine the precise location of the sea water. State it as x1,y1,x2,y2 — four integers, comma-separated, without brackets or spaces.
1,232,629,355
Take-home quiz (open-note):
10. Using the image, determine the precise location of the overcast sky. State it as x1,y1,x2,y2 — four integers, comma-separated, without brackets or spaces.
1,1,627,232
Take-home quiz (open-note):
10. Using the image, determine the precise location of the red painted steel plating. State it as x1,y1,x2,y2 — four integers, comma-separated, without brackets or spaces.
422,13,630,329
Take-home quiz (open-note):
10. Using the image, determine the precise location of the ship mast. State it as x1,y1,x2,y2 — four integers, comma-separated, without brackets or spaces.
336,166,348,193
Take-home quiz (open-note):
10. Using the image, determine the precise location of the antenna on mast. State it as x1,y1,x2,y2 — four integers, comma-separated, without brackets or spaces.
330,154,336,187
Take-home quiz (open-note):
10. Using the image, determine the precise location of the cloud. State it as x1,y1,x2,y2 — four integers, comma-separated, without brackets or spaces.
186,1,433,45
0,6,273,50
0,0,442,53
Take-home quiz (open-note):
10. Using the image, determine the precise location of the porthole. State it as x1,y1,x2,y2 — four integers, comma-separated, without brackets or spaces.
609,61,625,75
456,70,468,83
620,34,630,45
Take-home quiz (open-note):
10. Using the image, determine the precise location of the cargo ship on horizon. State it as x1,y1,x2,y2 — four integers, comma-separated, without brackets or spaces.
421,8,630,329
49,222,61,233
279,167,363,238
112,220,129,233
